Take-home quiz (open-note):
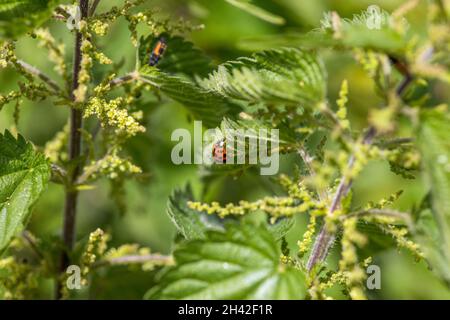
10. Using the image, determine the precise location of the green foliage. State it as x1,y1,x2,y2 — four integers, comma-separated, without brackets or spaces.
198,48,327,110
0,0,62,39
0,0,449,300
417,108,450,282
146,223,306,299
167,185,225,240
0,131,50,253
238,6,410,54
139,66,242,127
168,184,295,241
224,0,285,25
138,34,213,77
267,217,295,241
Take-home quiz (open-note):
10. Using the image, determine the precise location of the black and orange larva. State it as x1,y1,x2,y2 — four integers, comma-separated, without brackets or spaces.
149,37,167,66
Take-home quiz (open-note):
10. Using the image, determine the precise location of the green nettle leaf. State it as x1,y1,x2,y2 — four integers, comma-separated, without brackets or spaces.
237,32,337,52
0,0,62,39
338,23,406,54
224,0,285,25
139,66,242,127
167,185,225,240
198,117,296,177
198,48,327,110
139,34,213,77
238,28,406,54
417,109,450,282
238,10,408,54
220,118,296,147
415,207,450,284
0,131,50,253
267,217,295,241
146,223,306,299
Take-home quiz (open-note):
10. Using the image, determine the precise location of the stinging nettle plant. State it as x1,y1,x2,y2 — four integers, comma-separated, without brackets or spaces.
0,0,449,300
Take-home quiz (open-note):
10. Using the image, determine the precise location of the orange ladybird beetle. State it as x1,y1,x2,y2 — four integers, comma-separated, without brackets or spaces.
149,37,167,66
212,139,227,164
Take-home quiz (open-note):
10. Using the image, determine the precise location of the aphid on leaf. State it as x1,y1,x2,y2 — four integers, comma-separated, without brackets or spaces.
149,37,167,66
212,139,227,164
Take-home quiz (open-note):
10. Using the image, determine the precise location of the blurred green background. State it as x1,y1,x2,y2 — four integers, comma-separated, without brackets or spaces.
0,0,449,299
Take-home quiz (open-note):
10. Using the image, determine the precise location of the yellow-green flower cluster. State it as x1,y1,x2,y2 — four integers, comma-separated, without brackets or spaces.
84,96,145,137
338,217,368,300
127,12,151,46
90,20,109,36
340,219,367,267
94,51,113,65
44,123,69,163
80,228,109,285
0,82,51,114
385,146,420,179
381,225,424,260
34,28,68,83
74,36,93,103
365,190,403,210
342,143,382,181
0,90,20,112
315,270,347,297
73,23,112,103
0,257,39,300
353,49,380,79
82,152,142,181
89,0,146,45
336,79,350,131
188,193,325,221
312,256,374,300
0,41,14,69
297,214,317,255
308,157,336,191
278,174,317,202
389,148,420,169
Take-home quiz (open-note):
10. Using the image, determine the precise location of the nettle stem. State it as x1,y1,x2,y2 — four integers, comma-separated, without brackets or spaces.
56,0,90,300
306,70,414,272
306,127,376,271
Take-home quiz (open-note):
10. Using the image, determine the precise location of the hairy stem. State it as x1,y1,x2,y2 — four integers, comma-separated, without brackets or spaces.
298,146,328,201
56,0,90,300
306,68,415,272
306,127,376,271
15,60,61,93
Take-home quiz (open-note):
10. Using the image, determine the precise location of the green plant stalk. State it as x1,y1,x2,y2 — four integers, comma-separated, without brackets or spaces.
306,127,377,271
56,0,90,300
15,60,61,93
306,72,415,272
